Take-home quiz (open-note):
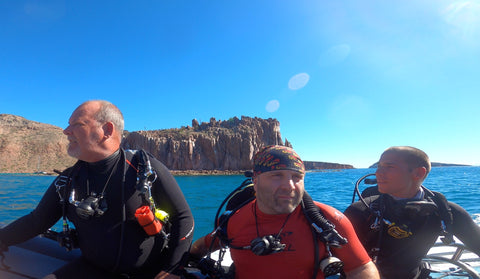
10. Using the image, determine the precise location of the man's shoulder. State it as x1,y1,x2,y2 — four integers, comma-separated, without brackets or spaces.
124,149,164,167
313,201,337,211
344,196,379,219
348,195,379,208
233,200,255,215
447,200,470,215
227,200,255,225
312,201,347,223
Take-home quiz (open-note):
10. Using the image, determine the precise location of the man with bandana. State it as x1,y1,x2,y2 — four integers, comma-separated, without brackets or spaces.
190,145,379,279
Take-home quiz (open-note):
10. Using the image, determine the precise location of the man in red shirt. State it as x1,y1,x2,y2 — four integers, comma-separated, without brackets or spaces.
190,145,378,278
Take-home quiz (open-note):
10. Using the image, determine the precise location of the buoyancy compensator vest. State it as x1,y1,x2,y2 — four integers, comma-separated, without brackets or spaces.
51,149,171,254
352,173,454,264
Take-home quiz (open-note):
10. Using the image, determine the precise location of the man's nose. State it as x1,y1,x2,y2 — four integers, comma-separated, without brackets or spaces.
63,126,71,135
375,166,384,176
281,176,296,190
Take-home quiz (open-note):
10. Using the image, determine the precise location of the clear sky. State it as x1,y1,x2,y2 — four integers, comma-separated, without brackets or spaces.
1,1,479,168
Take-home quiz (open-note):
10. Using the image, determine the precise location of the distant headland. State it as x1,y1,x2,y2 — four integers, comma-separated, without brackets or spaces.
368,162,470,169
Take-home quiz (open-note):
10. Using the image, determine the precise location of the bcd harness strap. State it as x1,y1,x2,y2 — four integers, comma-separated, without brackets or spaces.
128,149,171,240
424,188,454,244
53,161,82,251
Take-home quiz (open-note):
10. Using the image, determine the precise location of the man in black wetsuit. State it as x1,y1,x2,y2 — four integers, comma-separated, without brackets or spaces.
0,100,194,279
344,146,480,279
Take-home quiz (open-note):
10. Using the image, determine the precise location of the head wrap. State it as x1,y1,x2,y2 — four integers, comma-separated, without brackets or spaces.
253,145,305,176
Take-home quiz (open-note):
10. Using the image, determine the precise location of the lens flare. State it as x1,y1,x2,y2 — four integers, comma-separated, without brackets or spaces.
288,73,310,90
266,100,280,112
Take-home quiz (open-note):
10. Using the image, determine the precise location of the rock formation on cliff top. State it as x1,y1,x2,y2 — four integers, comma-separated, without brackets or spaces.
122,116,292,171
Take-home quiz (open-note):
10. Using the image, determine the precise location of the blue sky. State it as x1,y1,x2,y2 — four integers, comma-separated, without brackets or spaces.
1,0,479,168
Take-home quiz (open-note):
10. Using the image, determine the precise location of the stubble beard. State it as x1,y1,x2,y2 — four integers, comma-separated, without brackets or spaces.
67,142,80,159
274,193,302,214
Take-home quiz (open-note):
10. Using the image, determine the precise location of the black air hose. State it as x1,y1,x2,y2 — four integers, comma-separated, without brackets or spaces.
302,192,348,247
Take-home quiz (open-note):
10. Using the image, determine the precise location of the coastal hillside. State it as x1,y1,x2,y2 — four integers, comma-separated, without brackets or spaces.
0,114,352,173
0,114,76,173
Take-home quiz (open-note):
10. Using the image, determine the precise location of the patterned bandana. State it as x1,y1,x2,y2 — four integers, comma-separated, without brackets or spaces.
253,145,305,175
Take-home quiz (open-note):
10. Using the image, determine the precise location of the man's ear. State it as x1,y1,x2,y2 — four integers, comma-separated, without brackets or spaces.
102,122,114,139
253,175,258,192
412,166,427,181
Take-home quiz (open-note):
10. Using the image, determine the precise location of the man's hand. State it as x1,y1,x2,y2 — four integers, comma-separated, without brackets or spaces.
345,261,380,279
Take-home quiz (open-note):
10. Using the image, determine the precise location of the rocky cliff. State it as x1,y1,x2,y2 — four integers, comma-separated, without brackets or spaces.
0,114,352,173
304,161,353,170
122,116,291,171
0,114,76,173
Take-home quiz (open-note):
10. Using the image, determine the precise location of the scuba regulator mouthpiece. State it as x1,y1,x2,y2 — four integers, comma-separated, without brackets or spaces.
250,235,286,256
74,194,108,220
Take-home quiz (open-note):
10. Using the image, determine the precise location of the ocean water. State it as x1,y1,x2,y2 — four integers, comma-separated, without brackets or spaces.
1,166,479,241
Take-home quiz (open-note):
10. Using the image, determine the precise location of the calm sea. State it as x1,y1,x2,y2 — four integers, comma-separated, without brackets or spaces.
1,167,479,241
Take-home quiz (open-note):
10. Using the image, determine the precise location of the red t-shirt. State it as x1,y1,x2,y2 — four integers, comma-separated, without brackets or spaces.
204,200,370,279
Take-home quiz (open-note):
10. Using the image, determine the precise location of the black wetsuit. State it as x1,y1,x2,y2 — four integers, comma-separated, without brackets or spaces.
0,149,194,278
344,191,480,279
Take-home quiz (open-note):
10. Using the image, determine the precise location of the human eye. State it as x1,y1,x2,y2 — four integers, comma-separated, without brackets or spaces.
292,173,304,182
72,121,85,127
379,163,395,170
266,172,283,180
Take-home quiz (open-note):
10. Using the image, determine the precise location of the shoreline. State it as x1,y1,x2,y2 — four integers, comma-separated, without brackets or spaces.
1,165,476,177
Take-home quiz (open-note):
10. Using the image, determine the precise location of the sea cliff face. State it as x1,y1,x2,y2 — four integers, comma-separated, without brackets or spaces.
121,116,290,171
